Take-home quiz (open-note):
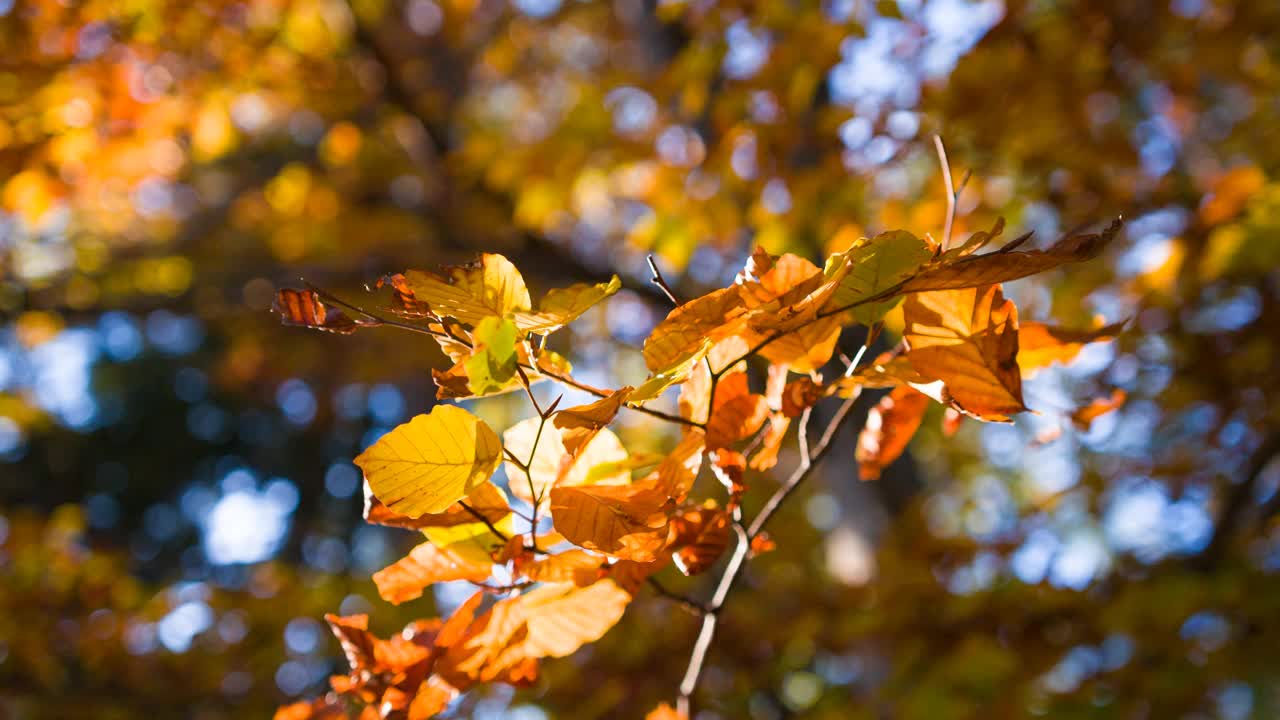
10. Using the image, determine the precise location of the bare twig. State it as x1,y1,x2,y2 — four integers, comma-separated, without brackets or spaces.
457,501,510,543
676,390,862,713
933,134,958,251
647,254,682,306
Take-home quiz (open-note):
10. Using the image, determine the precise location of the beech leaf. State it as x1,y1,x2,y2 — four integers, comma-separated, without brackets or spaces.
355,405,503,517
403,254,532,325
856,386,930,480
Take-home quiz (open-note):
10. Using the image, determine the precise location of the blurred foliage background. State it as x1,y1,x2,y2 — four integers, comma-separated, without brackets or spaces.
2,0,1279,717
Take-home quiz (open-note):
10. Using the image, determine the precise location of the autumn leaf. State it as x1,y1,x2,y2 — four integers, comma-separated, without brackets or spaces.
856,386,930,480
1071,388,1127,430
549,482,671,561
899,219,1123,292
373,540,495,604
642,430,707,502
738,252,843,371
403,254,532,325
274,697,347,720
903,285,1026,422
553,387,633,456
465,315,518,394
274,288,363,334
519,549,608,585
356,405,503,517
647,703,688,720
630,339,713,404
503,419,629,510
512,276,622,334
434,346,574,401
824,229,934,323
643,287,746,372
670,504,731,576
705,371,769,450
1017,319,1126,376
781,376,828,418
364,480,511,530
515,578,633,658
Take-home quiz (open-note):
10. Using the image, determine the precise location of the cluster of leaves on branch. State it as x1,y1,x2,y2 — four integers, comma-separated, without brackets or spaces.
274,211,1124,719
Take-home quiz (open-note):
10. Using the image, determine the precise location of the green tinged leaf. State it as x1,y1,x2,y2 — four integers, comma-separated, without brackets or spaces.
824,230,934,324
466,316,519,394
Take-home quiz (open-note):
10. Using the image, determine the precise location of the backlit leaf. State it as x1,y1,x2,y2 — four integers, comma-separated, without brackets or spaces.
465,316,519,395
512,276,622,334
549,482,671,562
1017,319,1125,376
553,387,633,456
824,230,934,323
364,481,511,530
403,254,532,325
856,386,930,480
356,405,503,517
899,219,1123,292
705,371,769,450
643,287,746,372
670,505,731,576
1071,388,1127,430
274,288,362,334
372,540,494,604
903,285,1026,422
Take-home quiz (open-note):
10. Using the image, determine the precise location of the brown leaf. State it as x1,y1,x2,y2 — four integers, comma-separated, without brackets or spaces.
670,505,731,576
856,386,930,480
1071,388,1127,430
903,285,1026,422
709,450,747,507
518,549,608,585
781,376,828,418
553,387,633,456
643,287,747,372
899,219,1123,292
642,430,707,502
274,288,362,334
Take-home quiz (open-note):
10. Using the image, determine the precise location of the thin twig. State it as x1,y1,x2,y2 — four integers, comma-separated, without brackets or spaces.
647,578,709,616
457,501,510,543
647,254,681,306
677,391,862,713
933,134,957,251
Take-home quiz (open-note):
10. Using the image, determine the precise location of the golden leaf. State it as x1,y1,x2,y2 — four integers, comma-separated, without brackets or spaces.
403,254,532,325
903,285,1026,422
356,405,503,517
372,540,494,604
364,481,511,530
1017,319,1125,377
512,276,622,334
549,482,671,562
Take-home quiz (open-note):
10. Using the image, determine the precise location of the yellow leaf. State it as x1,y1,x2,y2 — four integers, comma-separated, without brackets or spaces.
403,254,532,325
642,287,746,372
512,276,622,334
903,285,1026,422
824,230,934,324
504,419,630,510
356,405,503,517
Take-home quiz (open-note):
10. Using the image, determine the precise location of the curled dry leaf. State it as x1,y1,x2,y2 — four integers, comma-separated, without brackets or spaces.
903,284,1026,422
856,386,931,481
899,218,1123,292
274,288,362,334
781,376,828,418
355,405,503,517
709,449,747,507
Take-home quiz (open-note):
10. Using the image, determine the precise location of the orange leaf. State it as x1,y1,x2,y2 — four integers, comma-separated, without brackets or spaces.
373,541,494,604
519,549,608,585
705,371,768,450
553,387,633,456
274,697,348,720
643,287,747,372
402,254,532,325
647,702,689,720
709,450,747,507
670,505,731,576
1071,389,1127,430
903,285,1026,422
856,386,930,480
749,532,777,557
780,376,828,418
642,430,707,502
274,288,362,334
1017,320,1126,376
549,483,671,562
749,414,790,471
